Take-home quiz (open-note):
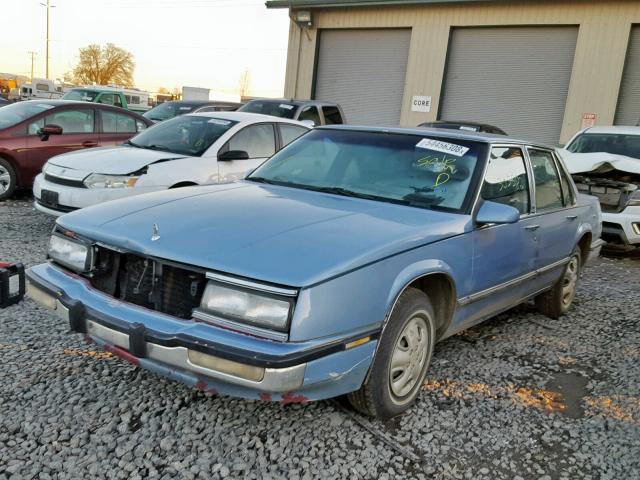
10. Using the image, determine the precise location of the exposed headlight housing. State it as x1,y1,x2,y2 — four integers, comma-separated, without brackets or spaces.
83,173,140,189
628,189,640,207
198,282,293,331
48,234,93,272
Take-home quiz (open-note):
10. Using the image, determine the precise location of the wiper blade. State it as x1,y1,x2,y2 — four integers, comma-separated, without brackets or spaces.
309,186,381,201
246,176,280,185
123,140,139,147
140,144,171,152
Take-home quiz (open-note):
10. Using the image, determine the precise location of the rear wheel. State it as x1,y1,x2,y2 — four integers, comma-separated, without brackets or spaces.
0,158,16,201
348,288,436,418
535,247,581,318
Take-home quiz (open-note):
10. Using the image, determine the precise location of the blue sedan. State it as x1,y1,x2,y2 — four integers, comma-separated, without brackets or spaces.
27,126,603,417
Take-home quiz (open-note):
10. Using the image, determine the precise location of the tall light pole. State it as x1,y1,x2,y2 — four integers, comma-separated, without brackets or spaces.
40,0,55,79
28,51,37,81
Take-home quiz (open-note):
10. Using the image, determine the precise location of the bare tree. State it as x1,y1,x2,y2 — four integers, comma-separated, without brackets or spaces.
69,43,135,86
238,70,251,98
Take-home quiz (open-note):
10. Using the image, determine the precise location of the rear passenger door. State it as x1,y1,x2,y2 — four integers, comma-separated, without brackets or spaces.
217,123,276,182
526,148,579,280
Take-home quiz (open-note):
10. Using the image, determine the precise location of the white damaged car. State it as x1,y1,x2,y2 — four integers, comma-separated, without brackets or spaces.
560,126,640,250
33,112,310,216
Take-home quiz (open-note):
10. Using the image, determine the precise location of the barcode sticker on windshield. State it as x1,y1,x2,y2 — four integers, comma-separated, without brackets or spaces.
208,119,231,125
416,138,469,157
279,104,294,110
179,106,192,110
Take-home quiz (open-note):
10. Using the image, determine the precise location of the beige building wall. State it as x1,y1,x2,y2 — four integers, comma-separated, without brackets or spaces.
281,0,640,144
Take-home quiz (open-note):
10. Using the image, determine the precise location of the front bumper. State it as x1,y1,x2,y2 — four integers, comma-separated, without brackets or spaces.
26,263,378,402
33,174,164,216
601,206,640,246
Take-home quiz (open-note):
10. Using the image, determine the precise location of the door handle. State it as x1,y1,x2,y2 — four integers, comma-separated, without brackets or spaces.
82,140,98,147
566,215,578,220
524,225,540,231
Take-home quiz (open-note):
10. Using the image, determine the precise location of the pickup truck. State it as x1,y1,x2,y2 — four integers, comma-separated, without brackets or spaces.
62,87,150,114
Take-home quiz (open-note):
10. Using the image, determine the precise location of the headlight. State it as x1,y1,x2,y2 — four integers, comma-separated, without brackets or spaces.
629,189,640,207
199,282,292,331
83,173,139,189
48,234,92,272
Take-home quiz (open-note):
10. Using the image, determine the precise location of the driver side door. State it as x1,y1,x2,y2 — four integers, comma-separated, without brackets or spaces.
217,123,276,183
21,107,98,185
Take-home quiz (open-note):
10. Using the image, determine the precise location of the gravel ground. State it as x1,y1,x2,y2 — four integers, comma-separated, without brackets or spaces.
1,198,639,480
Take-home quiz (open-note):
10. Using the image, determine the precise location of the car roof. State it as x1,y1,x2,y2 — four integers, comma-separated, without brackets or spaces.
13,99,152,121
422,120,502,129
159,100,242,107
244,98,339,107
317,124,552,149
189,110,310,125
580,125,640,135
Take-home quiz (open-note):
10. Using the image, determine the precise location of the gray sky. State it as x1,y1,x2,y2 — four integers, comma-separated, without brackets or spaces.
3,0,291,97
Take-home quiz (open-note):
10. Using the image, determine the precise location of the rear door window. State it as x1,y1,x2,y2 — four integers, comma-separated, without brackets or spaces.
298,106,322,126
101,110,137,133
322,106,343,125
279,124,307,147
528,149,564,212
481,147,530,214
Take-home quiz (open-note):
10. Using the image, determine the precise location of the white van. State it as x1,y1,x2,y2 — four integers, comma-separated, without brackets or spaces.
19,79,63,101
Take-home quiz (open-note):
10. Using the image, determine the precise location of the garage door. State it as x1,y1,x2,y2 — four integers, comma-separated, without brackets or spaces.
314,29,411,126
439,27,578,145
615,26,640,126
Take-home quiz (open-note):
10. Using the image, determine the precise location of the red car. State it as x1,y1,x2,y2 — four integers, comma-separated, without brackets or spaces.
0,100,153,200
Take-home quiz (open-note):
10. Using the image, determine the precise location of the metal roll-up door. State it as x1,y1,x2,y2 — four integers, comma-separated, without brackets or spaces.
615,26,640,126
314,29,411,126
439,27,578,145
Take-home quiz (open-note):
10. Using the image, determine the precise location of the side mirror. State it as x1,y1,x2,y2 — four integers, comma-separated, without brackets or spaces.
218,150,249,161
38,124,63,141
299,120,315,128
475,201,520,226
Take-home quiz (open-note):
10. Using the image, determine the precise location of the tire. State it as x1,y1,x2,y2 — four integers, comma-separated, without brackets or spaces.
535,247,582,319
348,287,436,418
0,158,17,201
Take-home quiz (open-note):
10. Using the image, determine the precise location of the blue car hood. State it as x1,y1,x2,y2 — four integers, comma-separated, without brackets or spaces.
57,182,470,287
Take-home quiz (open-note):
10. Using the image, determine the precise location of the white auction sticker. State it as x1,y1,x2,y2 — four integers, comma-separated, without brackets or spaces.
416,138,469,157
279,104,294,110
9,275,19,297
208,119,231,125
179,106,192,110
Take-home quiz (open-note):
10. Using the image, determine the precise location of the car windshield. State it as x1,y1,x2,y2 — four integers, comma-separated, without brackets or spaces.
127,115,237,156
62,89,99,102
143,103,198,121
566,133,640,159
0,101,55,130
238,100,297,119
247,129,485,212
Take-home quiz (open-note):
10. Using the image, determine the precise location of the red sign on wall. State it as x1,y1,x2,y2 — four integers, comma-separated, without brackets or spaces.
581,112,597,129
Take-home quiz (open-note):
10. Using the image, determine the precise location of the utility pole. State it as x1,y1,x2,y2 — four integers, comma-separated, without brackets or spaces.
28,51,37,81
40,0,55,79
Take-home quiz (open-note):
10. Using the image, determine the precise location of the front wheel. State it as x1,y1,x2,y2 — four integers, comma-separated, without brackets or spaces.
0,158,17,201
348,288,436,418
535,247,582,318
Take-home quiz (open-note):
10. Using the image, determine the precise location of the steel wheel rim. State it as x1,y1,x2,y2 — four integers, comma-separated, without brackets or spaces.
0,165,10,194
389,315,429,400
561,256,579,307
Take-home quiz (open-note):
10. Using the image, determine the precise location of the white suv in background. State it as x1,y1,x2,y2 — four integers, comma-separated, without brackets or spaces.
33,112,310,216
559,126,640,251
